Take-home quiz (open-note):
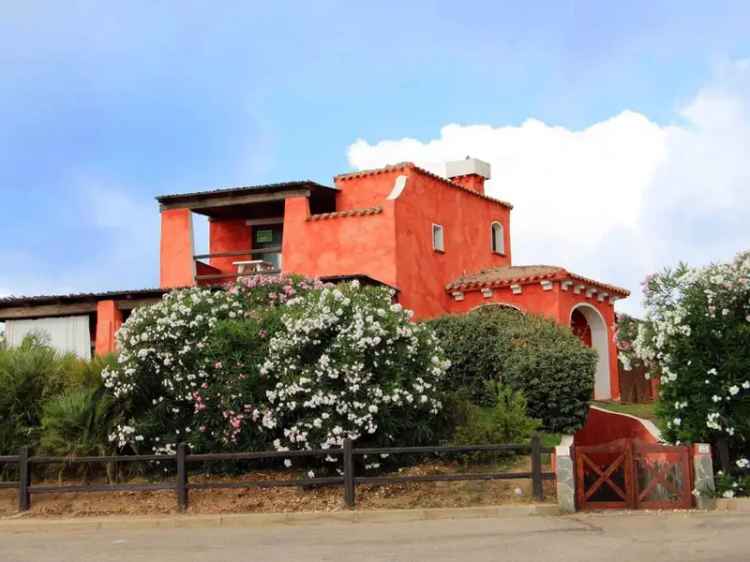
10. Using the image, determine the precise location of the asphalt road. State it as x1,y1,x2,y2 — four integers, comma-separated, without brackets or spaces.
1,511,748,562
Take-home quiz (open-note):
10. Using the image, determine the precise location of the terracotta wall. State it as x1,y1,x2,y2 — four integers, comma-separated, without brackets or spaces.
209,218,252,274
160,208,195,288
94,300,123,356
281,196,399,287
334,170,401,209
392,169,512,320
447,284,558,319
575,406,659,446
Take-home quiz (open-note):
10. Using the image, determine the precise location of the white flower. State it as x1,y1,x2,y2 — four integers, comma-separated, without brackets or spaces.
729,385,740,396
723,490,735,499
736,458,750,469
284,459,292,468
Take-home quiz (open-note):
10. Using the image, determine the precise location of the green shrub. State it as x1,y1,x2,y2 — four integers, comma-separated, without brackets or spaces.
452,383,540,447
428,310,516,405
63,353,119,390
40,386,116,460
429,307,596,433
0,335,76,454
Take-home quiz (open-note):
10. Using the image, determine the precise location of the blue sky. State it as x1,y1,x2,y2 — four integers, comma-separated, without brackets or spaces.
2,1,750,314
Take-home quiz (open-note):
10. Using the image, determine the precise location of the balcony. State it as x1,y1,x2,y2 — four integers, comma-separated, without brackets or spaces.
157,180,338,289
193,247,281,284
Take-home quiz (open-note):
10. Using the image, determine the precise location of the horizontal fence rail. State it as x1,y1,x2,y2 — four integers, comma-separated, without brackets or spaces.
0,436,554,512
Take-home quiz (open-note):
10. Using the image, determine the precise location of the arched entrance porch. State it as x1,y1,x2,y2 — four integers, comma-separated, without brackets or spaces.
570,303,611,400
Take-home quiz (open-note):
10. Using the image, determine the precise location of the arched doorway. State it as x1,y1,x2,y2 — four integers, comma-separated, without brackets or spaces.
570,304,611,400
571,309,592,347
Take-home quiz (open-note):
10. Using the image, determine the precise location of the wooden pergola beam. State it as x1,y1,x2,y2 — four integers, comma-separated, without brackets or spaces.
159,189,310,212
0,302,98,320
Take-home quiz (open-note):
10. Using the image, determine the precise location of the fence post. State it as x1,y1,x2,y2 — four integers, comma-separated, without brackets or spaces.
176,443,189,512
531,434,544,502
18,447,30,512
343,438,355,509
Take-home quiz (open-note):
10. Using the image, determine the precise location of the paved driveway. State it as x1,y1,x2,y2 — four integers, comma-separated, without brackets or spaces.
1,511,748,562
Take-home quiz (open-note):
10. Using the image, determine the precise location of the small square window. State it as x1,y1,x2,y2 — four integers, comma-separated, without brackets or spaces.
432,224,445,252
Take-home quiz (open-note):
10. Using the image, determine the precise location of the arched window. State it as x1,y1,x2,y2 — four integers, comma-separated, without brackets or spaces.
491,222,505,254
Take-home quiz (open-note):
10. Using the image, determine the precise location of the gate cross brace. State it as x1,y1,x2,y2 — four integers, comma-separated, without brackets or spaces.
637,462,679,502
583,453,628,501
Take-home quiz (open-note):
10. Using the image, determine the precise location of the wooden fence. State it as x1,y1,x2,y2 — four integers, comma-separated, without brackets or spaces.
0,436,554,512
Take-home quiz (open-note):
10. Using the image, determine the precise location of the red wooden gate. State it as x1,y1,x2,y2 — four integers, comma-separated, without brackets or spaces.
575,438,692,510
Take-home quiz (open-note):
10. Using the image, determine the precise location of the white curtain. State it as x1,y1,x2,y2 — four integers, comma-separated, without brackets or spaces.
5,316,92,360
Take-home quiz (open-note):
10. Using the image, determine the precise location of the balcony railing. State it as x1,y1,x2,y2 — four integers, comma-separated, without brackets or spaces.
193,247,281,282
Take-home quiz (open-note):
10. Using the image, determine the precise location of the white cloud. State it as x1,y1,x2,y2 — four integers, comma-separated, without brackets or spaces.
347,60,750,315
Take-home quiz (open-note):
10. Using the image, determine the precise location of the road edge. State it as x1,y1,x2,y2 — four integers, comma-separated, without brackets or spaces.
0,503,560,533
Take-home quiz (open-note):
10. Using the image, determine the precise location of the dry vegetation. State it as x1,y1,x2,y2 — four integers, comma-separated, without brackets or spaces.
0,458,555,518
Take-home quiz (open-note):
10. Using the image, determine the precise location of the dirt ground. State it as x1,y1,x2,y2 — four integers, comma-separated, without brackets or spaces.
0,458,555,518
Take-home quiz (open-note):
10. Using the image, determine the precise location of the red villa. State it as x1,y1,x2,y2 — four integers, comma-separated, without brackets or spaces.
0,158,629,400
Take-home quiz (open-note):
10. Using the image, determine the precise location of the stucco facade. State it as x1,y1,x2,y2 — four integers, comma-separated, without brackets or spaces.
155,158,630,400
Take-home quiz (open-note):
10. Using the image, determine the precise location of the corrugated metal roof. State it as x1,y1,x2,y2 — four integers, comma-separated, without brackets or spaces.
156,181,337,204
0,288,171,308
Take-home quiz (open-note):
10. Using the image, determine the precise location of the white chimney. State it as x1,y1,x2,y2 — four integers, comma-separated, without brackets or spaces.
445,157,491,194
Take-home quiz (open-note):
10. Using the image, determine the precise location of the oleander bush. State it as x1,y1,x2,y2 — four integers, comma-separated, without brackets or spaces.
259,282,448,475
102,275,324,456
102,277,449,476
633,251,750,492
428,307,596,433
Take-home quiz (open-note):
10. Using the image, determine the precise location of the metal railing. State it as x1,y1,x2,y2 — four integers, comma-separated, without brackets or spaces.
193,248,282,282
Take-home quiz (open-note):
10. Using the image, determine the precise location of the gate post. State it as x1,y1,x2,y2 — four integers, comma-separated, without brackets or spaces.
554,436,576,513
693,443,716,510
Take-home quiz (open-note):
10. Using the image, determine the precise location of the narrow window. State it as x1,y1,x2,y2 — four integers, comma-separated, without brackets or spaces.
432,224,445,252
491,222,505,254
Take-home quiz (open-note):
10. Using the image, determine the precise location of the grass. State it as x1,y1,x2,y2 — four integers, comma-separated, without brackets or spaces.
591,400,658,421
539,432,563,448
